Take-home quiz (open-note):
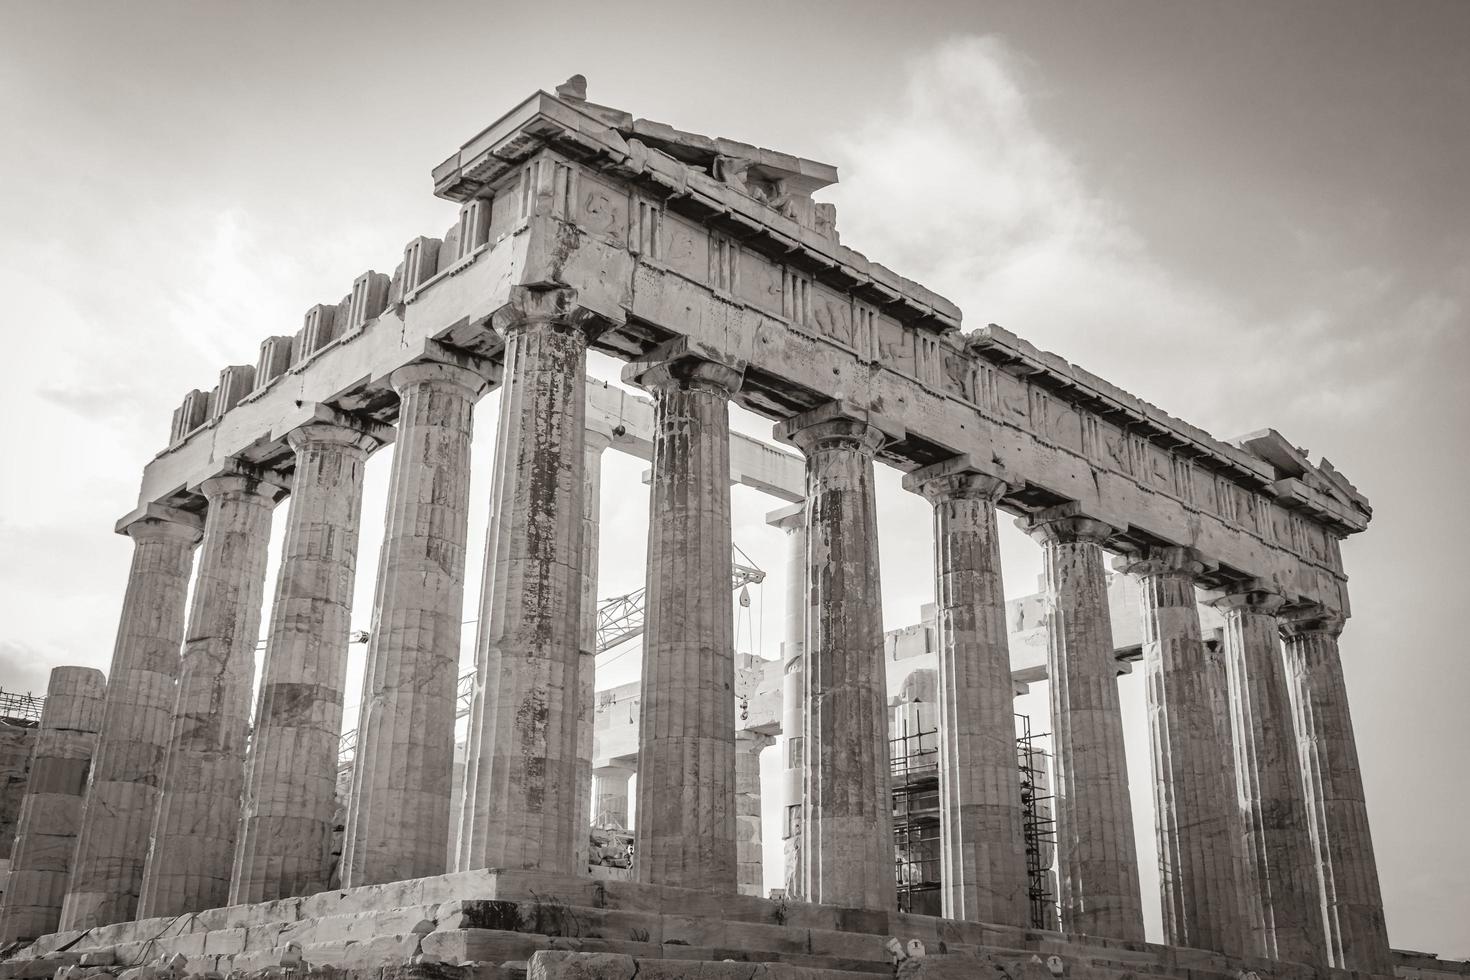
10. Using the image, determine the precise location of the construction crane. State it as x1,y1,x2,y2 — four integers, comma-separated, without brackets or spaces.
339,548,764,767
594,557,764,655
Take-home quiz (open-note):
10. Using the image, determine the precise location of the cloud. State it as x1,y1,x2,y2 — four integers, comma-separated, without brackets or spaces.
824,35,1468,448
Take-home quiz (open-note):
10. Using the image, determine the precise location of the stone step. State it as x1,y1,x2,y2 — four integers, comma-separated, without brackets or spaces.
526,949,886,980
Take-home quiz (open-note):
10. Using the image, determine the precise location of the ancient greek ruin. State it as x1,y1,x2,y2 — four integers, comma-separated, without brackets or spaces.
0,77,1421,980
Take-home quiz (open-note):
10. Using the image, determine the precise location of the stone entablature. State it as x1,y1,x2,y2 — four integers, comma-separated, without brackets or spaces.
136,87,1367,615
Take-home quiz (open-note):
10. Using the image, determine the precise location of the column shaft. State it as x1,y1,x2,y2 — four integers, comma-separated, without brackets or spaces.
61,510,202,930
736,730,773,897
782,408,893,911
1218,591,1325,964
909,465,1027,927
138,471,285,917
458,290,590,873
1131,548,1251,954
770,506,807,899
0,667,106,942
341,363,485,887
631,354,742,891
1281,611,1392,974
1028,513,1144,940
230,418,382,904
592,766,633,828
574,432,612,870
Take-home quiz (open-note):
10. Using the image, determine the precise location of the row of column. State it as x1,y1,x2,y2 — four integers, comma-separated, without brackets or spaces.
0,285,1391,978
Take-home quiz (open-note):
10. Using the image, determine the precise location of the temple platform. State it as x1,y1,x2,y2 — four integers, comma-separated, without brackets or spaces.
0,870,1386,980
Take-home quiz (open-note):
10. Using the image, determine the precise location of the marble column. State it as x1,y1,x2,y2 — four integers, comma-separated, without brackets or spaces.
778,403,895,911
0,667,106,942
341,362,488,888
229,413,387,904
735,729,774,898
592,764,634,827
626,343,744,892
60,505,203,930
1128,547,1251,954
767,503,807,898
906,459,1028,927
1280,607,1392,975
574,429,613,869
1215,588,1325,965
1026,509,1143,941
458,286,594,873
137,467,288,918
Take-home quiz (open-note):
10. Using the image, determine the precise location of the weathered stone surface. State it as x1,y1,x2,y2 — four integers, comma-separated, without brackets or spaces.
766,504,805,900
342,362,488,888
1127,547,1251,955
61,507,203,930
0,667,106,942
1025,510,1143,941
1279,608,1392,975
231,415,387,904
459,287,593,874
778,403,894,911
735,730,773,898
1214,589,1325,965
905,460,1027,927
626,343,744,892
139,468,289,918
575,429,614,869
591,766,632,829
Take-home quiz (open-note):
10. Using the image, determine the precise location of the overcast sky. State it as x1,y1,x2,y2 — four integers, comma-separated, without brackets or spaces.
1,0,1466,957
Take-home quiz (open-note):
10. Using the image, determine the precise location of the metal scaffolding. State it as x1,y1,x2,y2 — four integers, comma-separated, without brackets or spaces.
1016,713,1058,930
0,689,45,725
890,724,942,915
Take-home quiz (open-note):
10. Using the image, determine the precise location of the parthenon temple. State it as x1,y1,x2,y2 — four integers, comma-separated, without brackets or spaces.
0,79,1410,980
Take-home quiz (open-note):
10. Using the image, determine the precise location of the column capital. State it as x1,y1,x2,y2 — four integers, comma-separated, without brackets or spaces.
584,426,616,455
765,501,805,533
1278,604,1346,640
622,337,746,398
1118,545,1211,580
1210,584,1287,617
736,729,776,754
490,285,605,341
902,454,1013,504
114,502,205,543
774,400,903,457
1024,503,1120,547
200,473,291,507
190,458,292,502
287,406,393,455
388,360,494,399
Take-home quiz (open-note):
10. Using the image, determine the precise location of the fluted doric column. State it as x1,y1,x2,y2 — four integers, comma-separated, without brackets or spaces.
574,428,613,871
0,667,106,942
626,341,745,891
61,505,202,930
229,412,388,904
767,503,806,898
1127,546,1252,954
736,729,774,897
458,286,596,873
138,466,289,917
778,403,895,911
1026,509,1143,941
1280,607,1392,975
1214,588,1325,965
905,458,1027,927
592,764,634,828
341,361,489,887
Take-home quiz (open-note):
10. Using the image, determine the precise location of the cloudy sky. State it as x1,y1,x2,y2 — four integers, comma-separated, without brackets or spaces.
2,0,1466,956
